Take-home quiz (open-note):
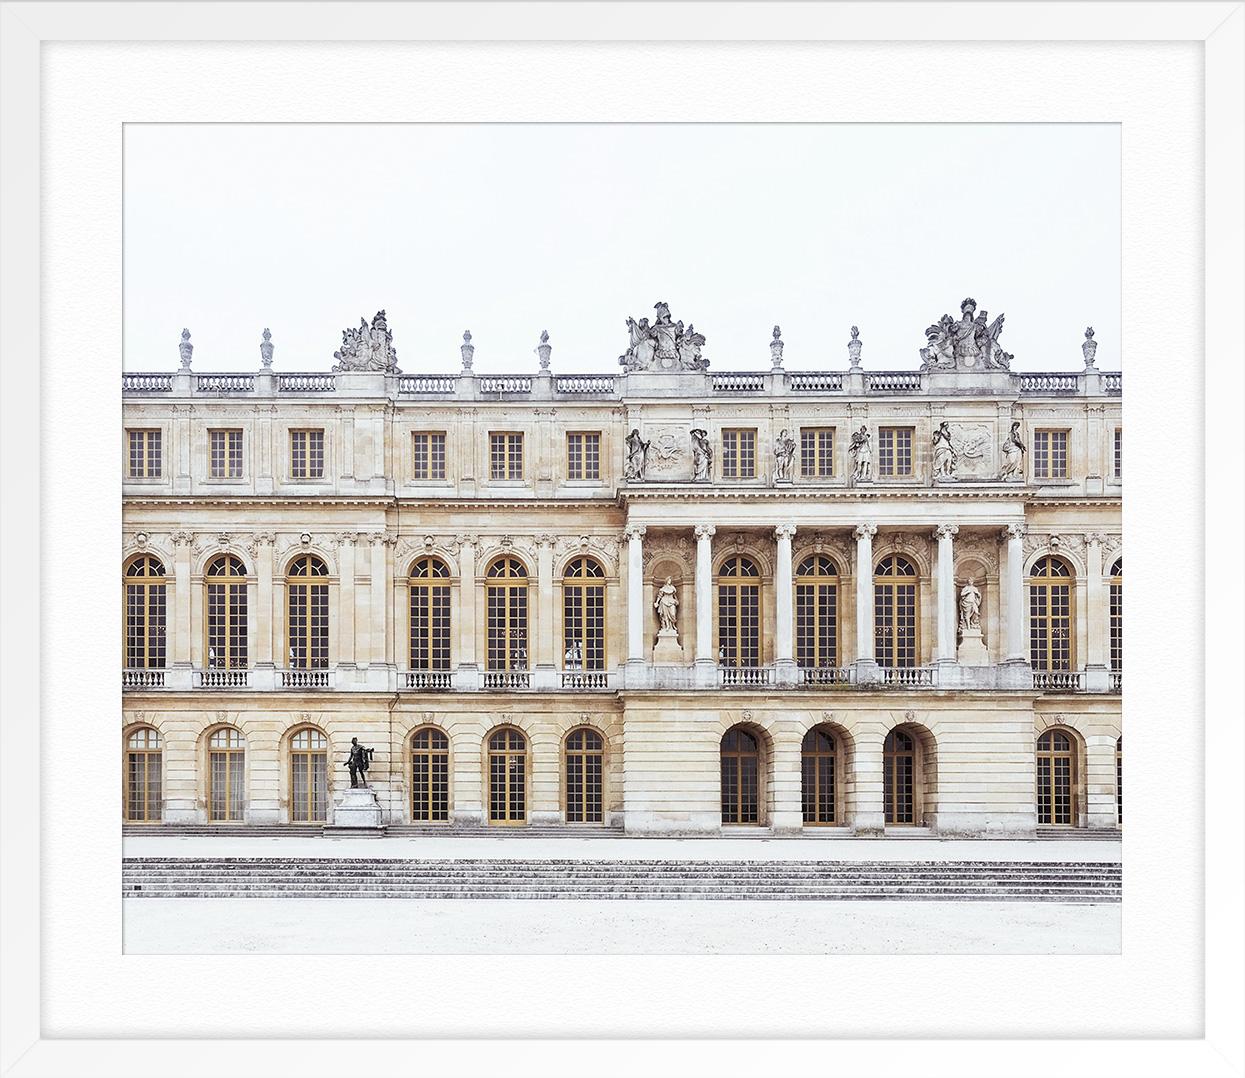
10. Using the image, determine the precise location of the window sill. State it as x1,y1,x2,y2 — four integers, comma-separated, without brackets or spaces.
202,477,248,485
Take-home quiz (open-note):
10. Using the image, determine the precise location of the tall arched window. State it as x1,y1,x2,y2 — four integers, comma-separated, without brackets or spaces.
487,727,527,824
409,557,451,671
564,727,605,823
1028,556,1073,670
1036,728,1076,825
721,726,761,824
795,555,839,670
883,728,916,825
125,556,167,669
486,558,529,671
286,555,329,669
875,555,918,668
125,727,162,822
410,727,449,822
1116,736,1123,825
562,557,605,670
1109,557,1122,672
801,726,838,825
717,556,760,668
206,555,248,669
290,727,329,823
208,727,245,822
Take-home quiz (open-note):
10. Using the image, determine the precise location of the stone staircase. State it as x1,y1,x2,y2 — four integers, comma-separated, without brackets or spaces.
122,857,1121,903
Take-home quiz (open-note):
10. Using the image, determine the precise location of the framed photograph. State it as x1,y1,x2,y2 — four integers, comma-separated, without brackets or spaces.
2,3,1240,1076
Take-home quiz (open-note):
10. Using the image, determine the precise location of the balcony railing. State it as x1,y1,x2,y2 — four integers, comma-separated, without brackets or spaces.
711,373,767,393
1103,372,1122,393
478,376,532,395
1019,373,1080,394
196,373,255,394
1109,670,1122,692
398,375,456,394
483,669,532,690
556,375,616,394
881,665,936,688
790,372,844,392
718,665,773,687
560,670,611,690
801,665,851,686
196,668,250,689
868,371,922,392
402,670,454,690
278,373,335,392
279,668,331,689
122,373,173,392
1033,669,1086,692
123,668,166,689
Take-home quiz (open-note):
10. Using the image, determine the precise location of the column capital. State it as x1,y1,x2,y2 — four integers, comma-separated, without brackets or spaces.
854,523,877,540
933,523,960,541
535,533,557,549
694,524,716,541
1085,531,1108,546
1001,522,1027,542
774,523,797,541
623,524,647,542
455,532,479,549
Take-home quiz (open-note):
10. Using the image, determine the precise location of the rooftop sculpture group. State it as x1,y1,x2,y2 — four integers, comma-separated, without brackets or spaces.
333,310,401,374
620,301,708,372
920,298,1012,372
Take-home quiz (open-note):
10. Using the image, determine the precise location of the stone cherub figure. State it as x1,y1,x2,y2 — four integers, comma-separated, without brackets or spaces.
932,420,958,479
654,576,679,634
849,425,872,482
690,428,713,481
999,420,1027,480
959,577,982,631
346,737,374,789
773,429,796,482
624,428,651,481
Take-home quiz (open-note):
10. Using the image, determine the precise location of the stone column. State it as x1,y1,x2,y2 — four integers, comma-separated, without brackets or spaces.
693,523,716,683
367,534,388,688
1084,532,1109,691
337,535,356,668
534,534,557,688
456,535,479,689
171,532,193,676
1002,523,1028,664
933,523,959,663
853,524,879,682
253,533,275,690
773,523,797,684
624,525,646,665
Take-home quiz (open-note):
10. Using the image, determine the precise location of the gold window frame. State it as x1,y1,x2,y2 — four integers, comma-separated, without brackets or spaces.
1028,555,1075,671
408,556,452,671
877,426,914,477
874,554,919,668
127,428,162,478
486,726,528,825
123,554,167,669
208,428,244,479
204,554,248,670
485,557,529,670
1032,428,1069,479
124,726,162,823
721,428,757,479
289,427,325,480
285,554,329,670
489,431,524,481
883,727,917,825
563,726,605,824
410,726,450,823
799,427,835,478
1036,728,1078,826
207,726,246,822
795,554,840,669
412,431,447,481
565,431,602,481
800,726,839,825
562,556,606,671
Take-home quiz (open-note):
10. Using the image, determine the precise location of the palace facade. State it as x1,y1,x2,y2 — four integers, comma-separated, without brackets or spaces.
121,306,1122,835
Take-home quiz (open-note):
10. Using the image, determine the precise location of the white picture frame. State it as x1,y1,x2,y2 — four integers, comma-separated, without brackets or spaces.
1,3,1241,1076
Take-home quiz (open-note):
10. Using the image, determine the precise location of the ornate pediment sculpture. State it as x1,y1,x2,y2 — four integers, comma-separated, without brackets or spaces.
919,297,1012,372
333,310,400,373
620,301,709,372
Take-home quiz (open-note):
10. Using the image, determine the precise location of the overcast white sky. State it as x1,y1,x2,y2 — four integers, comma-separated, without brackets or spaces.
123,124,1119,374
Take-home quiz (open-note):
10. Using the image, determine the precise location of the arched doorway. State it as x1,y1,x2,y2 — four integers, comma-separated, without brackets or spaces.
1036,728,1078,826
290,727,329,823
564,727,605,823
883,728,918,825
487,727,527,825
721,726,762,825
207,727,245,822
801,726,839,825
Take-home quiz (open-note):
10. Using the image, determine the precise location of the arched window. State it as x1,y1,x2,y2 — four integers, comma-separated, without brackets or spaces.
290,727,329,823
795,554,840,670
801,726,838,825
286,555,328,669
1116,735,1123,825
721,726,761,824
875,555,918,668
208,727,245,822
409,557,451,671
125,727,162,822
717,556,760,668
487,727,527,824
563,557,605,671
1028,556,1073,671
206,555,248,669
486,558,529,671
410,727,449,822
564,727,605,823
883,728,916,825
1036,728,1077,826
1109,557,1122,672
125,556,167,669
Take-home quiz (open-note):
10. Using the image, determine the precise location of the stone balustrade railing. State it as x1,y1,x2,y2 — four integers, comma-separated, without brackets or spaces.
279,668,332,689
398,375,456,394
711,372,767,393
719,665,773,687
1109,670,1122,692
881,665,936,687
478,376,533,395
801,665,851,686
483,669,532,690
123,668,166,689
1103,372,1122,394
1019,373,1081,394
790,372,845,392
196,668,250,688
122,373,174,392
278,373,335,392
560,670,611,690
196,373,256,394
402,670,454,690
868,371,922,392
556,374,616,394
1033,669,1086,692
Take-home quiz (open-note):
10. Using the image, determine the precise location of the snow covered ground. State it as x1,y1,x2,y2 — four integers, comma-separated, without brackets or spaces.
124,896,1120,954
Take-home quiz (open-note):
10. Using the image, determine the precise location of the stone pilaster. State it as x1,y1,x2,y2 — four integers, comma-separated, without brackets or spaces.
773,523,797,684
853,523,879,683
1084,532,1109,691
337,534,356,668
534,534,557,688
456,535,478,688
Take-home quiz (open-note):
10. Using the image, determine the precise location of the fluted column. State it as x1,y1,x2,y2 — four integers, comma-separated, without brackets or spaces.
694,524,716,668
625,525,646,664
773,523,797,682
853,524,877,678
933,523,959,663
1002,523,1027,663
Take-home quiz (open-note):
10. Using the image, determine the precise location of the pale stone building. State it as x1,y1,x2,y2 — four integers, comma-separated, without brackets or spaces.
121,304,1122,835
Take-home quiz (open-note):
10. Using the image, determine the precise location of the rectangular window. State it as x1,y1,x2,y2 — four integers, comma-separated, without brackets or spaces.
800,427,834,478
566,432,601,481
721,428,757,479
412,432,447,480
877,427,914,477
489,432,524,481
289,428,325,479
1033,429,1069,479
127,429,162,478
208,429,243,479
1113,428,1122,479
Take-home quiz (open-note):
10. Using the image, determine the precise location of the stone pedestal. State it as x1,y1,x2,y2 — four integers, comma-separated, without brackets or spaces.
957,627,990,665
327,786,384,832
652,629,685,665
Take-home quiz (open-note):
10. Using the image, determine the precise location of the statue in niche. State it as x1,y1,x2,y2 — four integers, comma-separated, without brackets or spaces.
654,576,680,635
624,428,651,481
849,425,873,482
773,429,796,482
690,428,714,481
932,421,958,478
999,420,1027,480
959,578,983,631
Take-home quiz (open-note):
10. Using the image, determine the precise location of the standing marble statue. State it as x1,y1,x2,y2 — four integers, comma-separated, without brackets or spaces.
690,428,713,481
999,420,1027,480
849,425,873,483
932,421,958,479
624,428,651,481
654,576,679,634
773,429,796,482
959,578,982,631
